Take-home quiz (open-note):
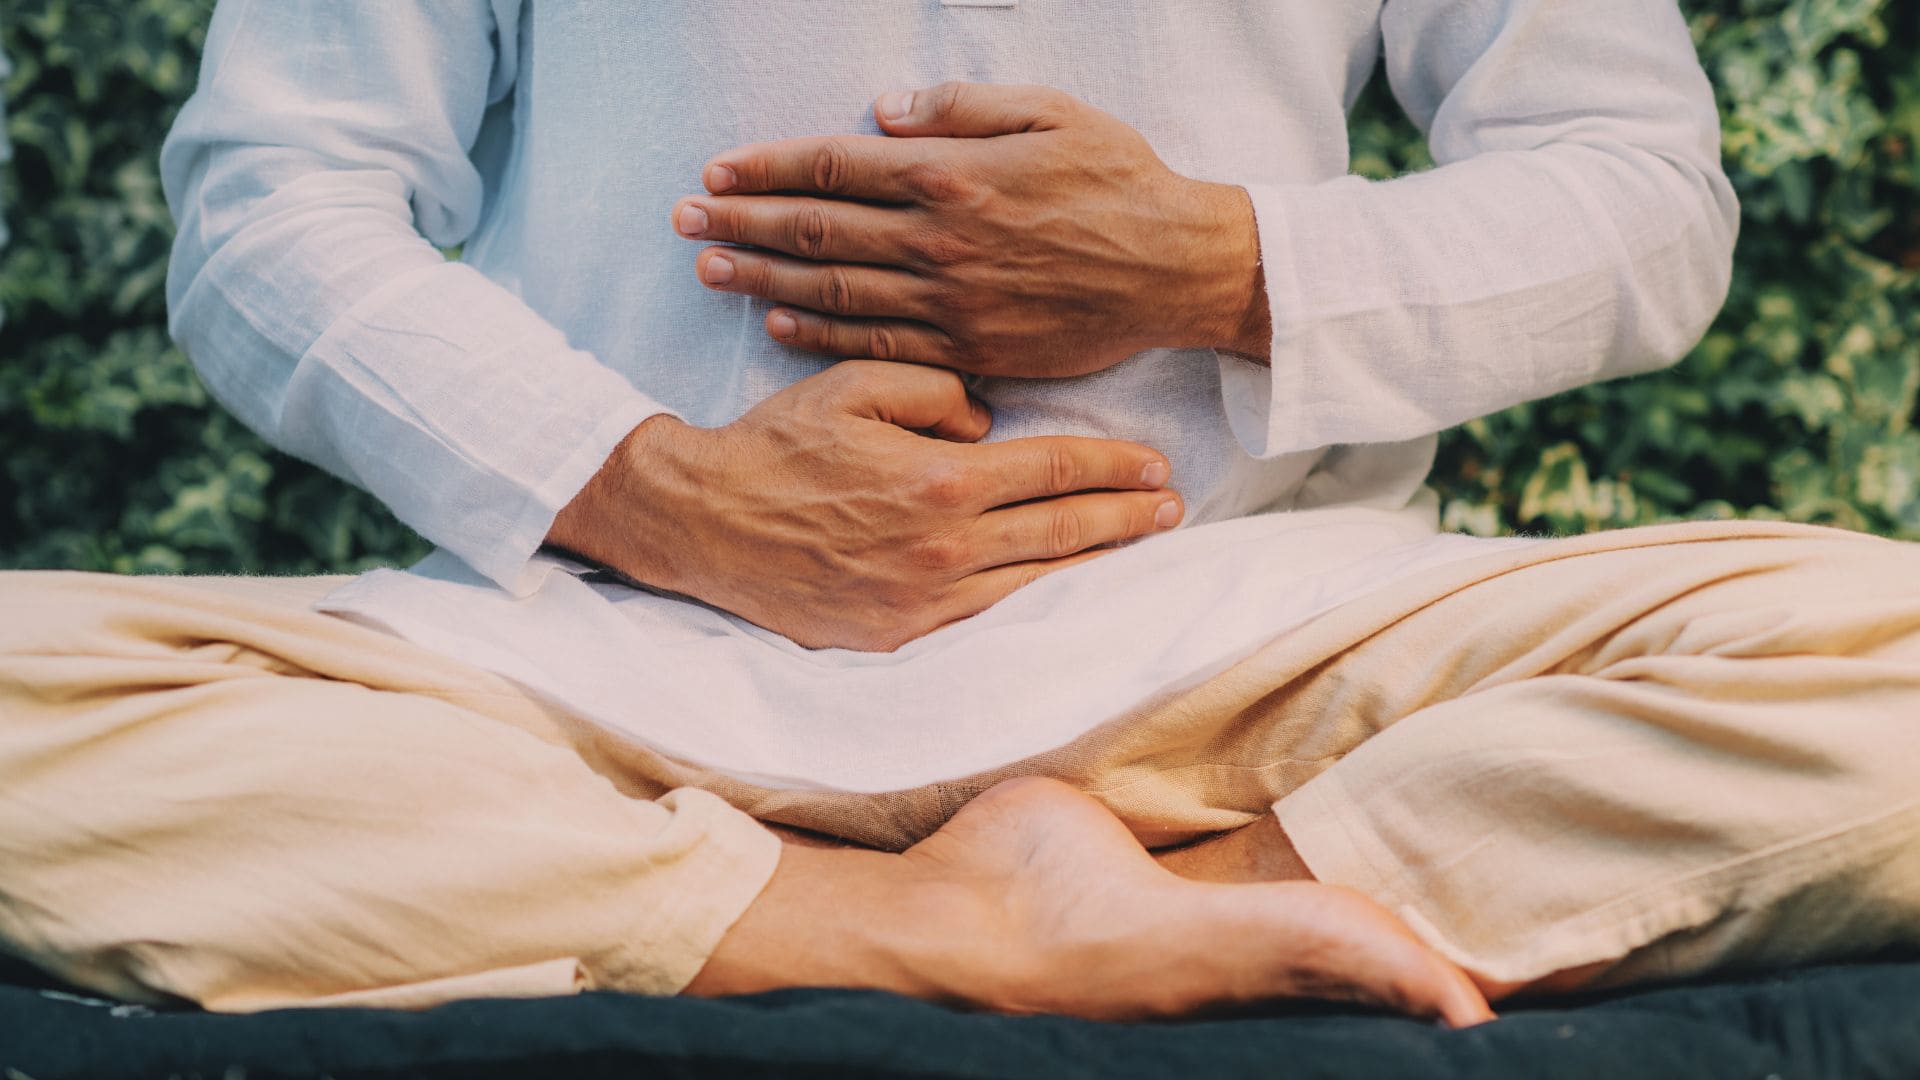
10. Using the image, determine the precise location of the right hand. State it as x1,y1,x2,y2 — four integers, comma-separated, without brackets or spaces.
548,360,1183,651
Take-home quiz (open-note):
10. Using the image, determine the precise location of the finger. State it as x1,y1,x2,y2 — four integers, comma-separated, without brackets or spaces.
767,308,956,366
674,196,919,266
966,490,1182,570
972,435,1173,507
876,81,1083,138
935,549,1112,630
705,135,926,202
822,360,992,442
697,247,933,320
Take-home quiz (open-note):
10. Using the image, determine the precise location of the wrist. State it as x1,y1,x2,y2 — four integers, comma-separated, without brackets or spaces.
1170,179,1271,362
546,412,707,589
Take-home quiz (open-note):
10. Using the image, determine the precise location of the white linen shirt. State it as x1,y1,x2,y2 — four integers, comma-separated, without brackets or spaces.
161,0,1737,596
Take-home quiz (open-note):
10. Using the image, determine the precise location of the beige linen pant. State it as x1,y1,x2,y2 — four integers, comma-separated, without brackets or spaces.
2,520,1918,1009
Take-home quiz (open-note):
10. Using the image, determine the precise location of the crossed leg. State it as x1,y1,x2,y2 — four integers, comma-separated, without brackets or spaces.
1128,523,1920,999
3,521,1917,1021
0,571,1488,1023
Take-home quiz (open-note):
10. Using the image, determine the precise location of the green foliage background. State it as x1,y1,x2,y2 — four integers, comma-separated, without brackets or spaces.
2,0,1916,573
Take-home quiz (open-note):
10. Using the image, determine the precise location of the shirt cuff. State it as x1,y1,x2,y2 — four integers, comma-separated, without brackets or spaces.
1224,181,1313,460
482,390,667,597
289,260,677,596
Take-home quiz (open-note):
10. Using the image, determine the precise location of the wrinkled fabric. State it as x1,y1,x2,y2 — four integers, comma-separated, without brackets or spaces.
319,504,1540,792
161,0,1734,592
7,521,1919,1012
0,572,781,1012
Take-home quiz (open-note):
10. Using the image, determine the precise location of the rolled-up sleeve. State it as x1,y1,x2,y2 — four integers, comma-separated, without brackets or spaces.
161,0,669,592
1226,0,1738,457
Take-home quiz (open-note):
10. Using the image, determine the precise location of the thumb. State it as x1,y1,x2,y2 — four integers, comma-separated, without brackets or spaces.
875,81,1081,138
829,360,993,442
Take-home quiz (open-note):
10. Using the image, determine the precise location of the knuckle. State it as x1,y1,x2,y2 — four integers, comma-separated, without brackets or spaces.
1029,85,1082,126
932,278,984,320
819,267,858,315
1046,507,1086,556
810,139,855,195
1043,443,1079,494
867,323,902,361
930,81,967,120
914,463,972,509
792,204,833,259
910,533,967,573
1014,562,1050,591
927,332,964,368
733,253,769,292
902,160,975,205
909,227,973,269
796,316,835,352
822,361,880,400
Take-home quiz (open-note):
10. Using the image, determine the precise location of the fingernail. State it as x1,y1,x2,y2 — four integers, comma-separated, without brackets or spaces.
879,91,915,121
705,164,737,193
768,311,799,339
702,254,734,285
1154,500,1181,529
676,203,709,237
1141,461,1170,487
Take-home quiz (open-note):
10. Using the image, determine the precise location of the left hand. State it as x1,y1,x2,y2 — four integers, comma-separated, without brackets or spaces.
673,82,1271,379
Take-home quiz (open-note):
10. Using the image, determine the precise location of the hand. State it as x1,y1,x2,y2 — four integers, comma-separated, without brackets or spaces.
672,82,1271,378
548,361,1183,652
688,778,1496,1026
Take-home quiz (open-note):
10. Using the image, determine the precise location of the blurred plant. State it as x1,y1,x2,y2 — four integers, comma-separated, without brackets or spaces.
1353,0,1920,539
1,0,427,572
1,0,1915,574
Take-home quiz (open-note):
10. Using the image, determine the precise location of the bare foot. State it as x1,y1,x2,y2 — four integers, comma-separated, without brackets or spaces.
903,778,1495,1026
1148,813,1617,1003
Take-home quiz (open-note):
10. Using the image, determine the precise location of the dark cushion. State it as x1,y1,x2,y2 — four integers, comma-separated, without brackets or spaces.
4,953,1918,1079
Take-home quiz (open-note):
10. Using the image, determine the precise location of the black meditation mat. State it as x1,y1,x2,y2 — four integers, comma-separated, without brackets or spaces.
4,953,1919,1079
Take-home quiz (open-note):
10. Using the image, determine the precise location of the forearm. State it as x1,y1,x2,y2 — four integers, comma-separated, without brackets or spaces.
165,1,670,593
1238,140,1733,451
170,218,660,592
